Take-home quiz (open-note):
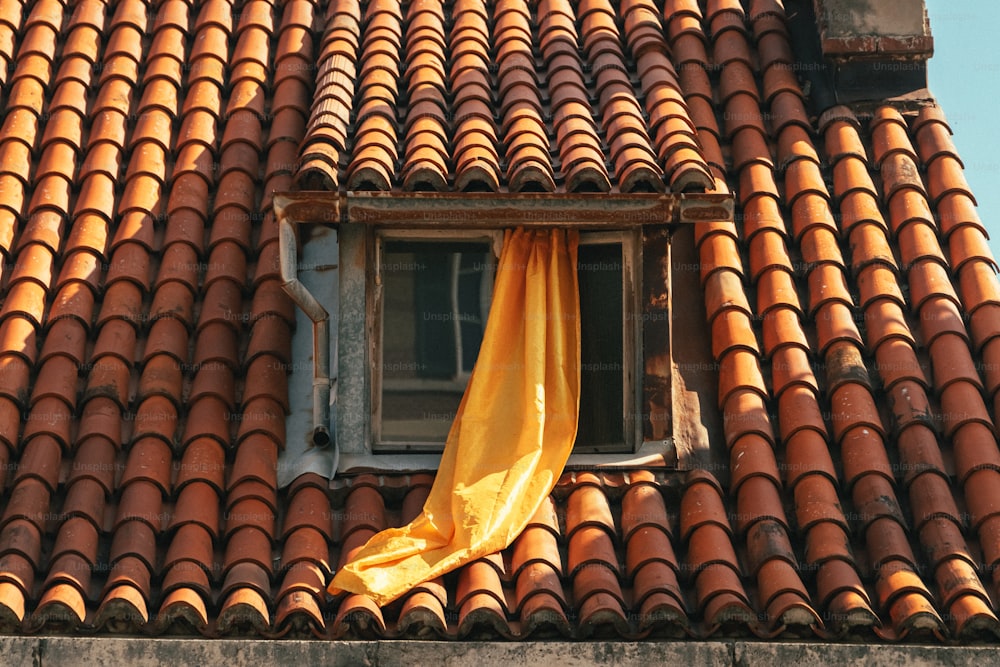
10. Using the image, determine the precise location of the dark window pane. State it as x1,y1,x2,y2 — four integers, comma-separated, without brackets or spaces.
576,243,625,449
378,237,628,450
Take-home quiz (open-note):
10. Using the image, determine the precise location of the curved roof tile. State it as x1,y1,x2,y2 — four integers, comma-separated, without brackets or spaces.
0,0,994,645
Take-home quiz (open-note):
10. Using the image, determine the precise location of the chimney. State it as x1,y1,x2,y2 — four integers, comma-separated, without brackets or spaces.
812,0,933,104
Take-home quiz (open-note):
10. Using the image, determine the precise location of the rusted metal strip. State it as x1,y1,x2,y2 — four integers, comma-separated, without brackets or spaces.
676,194,736,224
273,192,342,226
344,192,675,227
274,191,734,227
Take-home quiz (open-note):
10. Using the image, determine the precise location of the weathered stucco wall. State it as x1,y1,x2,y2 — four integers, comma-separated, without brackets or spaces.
7,637,993,667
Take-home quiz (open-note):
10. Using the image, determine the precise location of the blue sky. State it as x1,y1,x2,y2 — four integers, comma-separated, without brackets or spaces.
924,0,1000,261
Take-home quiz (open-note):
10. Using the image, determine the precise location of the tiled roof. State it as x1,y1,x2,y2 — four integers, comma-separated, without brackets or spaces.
0,0,999,644
297,0,715,193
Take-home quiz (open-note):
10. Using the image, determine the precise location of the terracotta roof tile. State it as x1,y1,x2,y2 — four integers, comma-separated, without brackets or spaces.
514,570,570,636
0,0,998,644
275,494,330,632
229,476,279,514
155,585,211,634
397,569,449,632
453,557,506,638
791,472,843,532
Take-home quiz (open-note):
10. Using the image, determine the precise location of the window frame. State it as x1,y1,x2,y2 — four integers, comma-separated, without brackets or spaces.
365,226,645,456
572,230,642,454
371,228,504,451
276,190,734,476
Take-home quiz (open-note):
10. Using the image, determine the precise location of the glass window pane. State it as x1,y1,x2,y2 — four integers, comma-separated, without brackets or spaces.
576,242,625,450
377,236,629,451
380,240,494,444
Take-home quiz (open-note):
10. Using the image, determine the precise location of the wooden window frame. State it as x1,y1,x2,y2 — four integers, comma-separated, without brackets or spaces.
273,191,736,474
369,228,644,454
331,222,677,472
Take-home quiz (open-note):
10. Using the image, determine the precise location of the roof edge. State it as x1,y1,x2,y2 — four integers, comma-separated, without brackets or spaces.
21,636,1000,665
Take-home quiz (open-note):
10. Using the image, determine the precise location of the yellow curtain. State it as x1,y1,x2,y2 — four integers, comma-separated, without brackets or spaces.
329,227,581,606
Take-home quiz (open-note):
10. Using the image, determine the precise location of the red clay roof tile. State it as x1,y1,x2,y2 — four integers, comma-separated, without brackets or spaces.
155,584,211,633
35,578,90,628
783,428,836,488
127,396,177,450
686,522,739,575
680,471,730,538
276,561,327,627
0,0,997,644
281,522,331,575
224,525,273,574
169,480,221,538
730,433,780,492
228,478,278,515
513,560,568,633
723,389,775,448
455,553,505,615
876,342,925,394
332,590,385,638
217,575,271,635
0,354,32,407
98,583,151,631
804,522,856,573
175,437,225,495
770,344,817,397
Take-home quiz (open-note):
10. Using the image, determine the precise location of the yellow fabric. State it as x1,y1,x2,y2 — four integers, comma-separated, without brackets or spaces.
329,227,581,606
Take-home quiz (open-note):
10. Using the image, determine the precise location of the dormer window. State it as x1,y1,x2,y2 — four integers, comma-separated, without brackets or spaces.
372,229,640,453
275,192,731,475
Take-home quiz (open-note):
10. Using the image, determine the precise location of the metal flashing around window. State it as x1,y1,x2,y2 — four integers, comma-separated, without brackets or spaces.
274,191,733,477
273,192,734,229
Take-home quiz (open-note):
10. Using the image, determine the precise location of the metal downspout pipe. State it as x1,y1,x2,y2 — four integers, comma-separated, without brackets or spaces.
278,215,333,449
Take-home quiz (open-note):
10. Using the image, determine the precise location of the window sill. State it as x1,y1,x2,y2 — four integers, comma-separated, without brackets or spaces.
337,438,676,475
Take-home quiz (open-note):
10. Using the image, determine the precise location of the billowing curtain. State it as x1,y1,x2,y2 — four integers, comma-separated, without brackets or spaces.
329,227,581,605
